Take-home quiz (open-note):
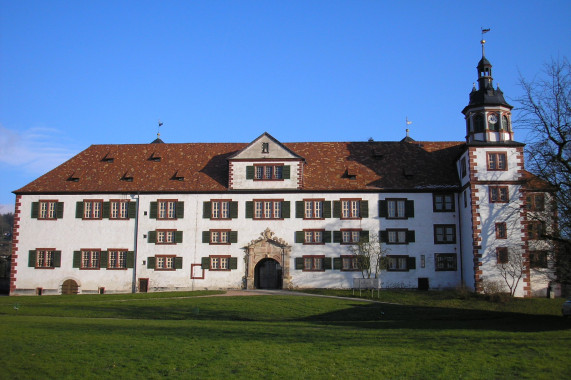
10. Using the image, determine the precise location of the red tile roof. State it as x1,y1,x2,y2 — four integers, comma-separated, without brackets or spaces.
15,140,468,194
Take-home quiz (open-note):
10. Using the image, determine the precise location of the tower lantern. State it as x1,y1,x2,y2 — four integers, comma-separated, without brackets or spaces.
462,34,513,143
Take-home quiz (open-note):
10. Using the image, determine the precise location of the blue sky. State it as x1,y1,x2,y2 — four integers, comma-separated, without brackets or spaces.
1,0,570,211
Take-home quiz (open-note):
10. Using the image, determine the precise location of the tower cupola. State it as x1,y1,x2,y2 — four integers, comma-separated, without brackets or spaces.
462,36,514,144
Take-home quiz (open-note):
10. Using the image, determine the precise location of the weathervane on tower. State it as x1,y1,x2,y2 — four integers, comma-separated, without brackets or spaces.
481,27,490,56
157,119,163,139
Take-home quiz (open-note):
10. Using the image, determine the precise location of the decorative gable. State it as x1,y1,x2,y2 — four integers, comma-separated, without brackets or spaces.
228,132,303,160
228,132,304,190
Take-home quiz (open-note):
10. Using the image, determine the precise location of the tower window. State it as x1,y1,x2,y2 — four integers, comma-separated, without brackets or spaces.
487,152,507,171
502,115,510,131
474,114,484,133
262,142,269,153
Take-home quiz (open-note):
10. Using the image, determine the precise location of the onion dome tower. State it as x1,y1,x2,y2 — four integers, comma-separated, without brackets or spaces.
462,38,514,143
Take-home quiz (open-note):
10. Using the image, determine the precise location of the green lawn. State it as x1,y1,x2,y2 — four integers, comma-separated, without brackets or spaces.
0,290,569,379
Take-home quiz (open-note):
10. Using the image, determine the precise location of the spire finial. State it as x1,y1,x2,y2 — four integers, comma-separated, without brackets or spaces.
481,28,490,57
157,119,163,138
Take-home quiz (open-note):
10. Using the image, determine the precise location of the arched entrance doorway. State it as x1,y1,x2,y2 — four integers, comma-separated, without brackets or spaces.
61,279,79,295
255,259,282,289
244,228,292,289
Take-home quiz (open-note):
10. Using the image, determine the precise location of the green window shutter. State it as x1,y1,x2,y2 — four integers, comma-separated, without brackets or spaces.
245,201,253,218
379,200,388,217
31,202,39,218
295,201,304,218
202,231,210,243
406,230,416,243
360,230,369,242
147,257,156,269
323,257,332,270
56,202,64,219
246,166,255,179
282,165,291,179
230,202,238,219
323,201,332,218
380,230,388,243
295,257,304,270
405,200,415,218
229,231,238,243
379,257,388,270
53,251,61,267
100,251,108,268
229,257,238,270
128,202,137,218
360,201,369,218
175,231,183,243
148,231,157,243
282,201,290,218
295,231,304,243
201,257,210,269
176,202,184,218
149,202,157,219
126,251,134,268
174,257,183,269
333,257,342,270
333,231,342,243
407,257,416,270
333,201,341,218
73,251,81,268
28,250,37,267
75,201,84,218
102,202,110,219
323,231,332,243
203,202,212,218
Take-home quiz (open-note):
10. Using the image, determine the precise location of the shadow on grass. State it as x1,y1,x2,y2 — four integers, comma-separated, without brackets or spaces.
299,302,571,332
16,296,571,333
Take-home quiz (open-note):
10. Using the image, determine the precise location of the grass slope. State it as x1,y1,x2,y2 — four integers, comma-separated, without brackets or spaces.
0,290,569,379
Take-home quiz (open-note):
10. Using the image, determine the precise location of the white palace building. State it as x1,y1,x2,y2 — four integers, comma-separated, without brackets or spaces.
10,45,556,297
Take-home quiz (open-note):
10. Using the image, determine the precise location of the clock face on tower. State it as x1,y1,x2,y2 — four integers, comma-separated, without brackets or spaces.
487,113,498,124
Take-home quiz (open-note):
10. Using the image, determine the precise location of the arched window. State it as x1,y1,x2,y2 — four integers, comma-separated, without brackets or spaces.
474,114,484,133
502,115,510,131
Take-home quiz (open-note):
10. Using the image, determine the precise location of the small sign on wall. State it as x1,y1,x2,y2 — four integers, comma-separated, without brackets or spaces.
191,264,205,279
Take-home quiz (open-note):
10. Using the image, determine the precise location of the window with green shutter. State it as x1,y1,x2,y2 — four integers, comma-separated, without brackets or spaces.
126,251,135,268
33,200,63,219
381,229,414,244
294,257,304,270
56,202,64,219
99,251,108,268
246,166,255,179
75,201,84,218
73,251,82,268
381,199,414,219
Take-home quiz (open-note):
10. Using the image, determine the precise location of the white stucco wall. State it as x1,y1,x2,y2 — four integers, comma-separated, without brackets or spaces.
13,191,468,294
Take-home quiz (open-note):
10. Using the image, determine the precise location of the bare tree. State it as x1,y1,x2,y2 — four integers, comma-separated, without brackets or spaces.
495,248,526,297
516,57,571,284
346,233,388,279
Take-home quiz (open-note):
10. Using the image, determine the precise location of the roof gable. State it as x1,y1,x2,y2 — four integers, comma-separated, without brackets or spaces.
228,132,304,161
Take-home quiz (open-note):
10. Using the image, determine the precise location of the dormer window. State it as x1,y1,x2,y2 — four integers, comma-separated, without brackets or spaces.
149,152,161,162
262,142,269,153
